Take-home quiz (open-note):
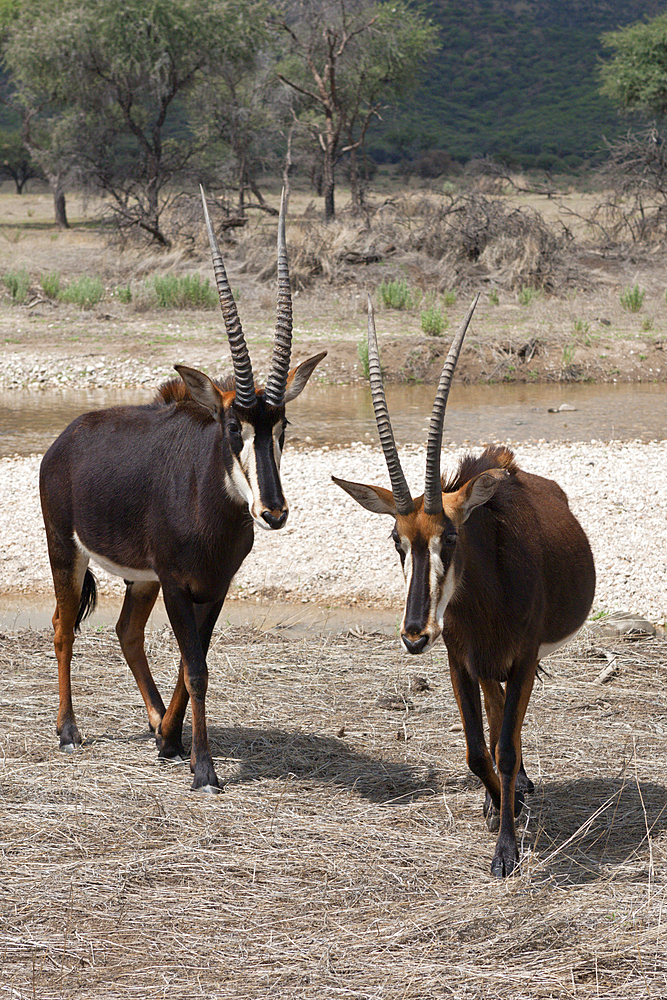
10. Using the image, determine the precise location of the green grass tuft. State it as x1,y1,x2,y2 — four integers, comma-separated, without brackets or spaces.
41,272,61,299
59,276,104,309
421,302,447,337
377,278,414,310
621,284,645,313
153,273,217,309
2,268,30,304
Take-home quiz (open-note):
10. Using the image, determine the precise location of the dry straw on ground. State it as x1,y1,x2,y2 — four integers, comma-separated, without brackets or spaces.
1,619,666,999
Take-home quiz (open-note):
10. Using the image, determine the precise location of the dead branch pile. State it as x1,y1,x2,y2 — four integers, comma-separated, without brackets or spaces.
403,193,574,292
236,193,576,295
1,620,666,999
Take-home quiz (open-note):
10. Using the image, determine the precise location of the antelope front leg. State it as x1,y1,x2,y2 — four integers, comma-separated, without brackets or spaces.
161,588,221,792
491,661,537,878
479,679,534,832
448,657,502,813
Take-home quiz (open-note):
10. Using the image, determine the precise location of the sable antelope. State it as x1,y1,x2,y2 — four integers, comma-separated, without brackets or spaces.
333,297,595,877
40,190,326,793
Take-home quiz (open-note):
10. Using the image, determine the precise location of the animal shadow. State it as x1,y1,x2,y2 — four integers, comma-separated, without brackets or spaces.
524,775,667,882
206,724,440,805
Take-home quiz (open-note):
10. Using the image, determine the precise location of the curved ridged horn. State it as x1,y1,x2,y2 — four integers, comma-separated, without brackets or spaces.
423,294,480,515
263,189,293,407
367,295,414,515
200,186,256,410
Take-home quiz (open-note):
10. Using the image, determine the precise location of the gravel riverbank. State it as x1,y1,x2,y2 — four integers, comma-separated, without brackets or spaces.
2,440,665,624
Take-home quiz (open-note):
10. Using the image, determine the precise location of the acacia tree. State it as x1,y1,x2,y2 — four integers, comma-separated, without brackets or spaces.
598,13,667,241
600,13,667,119
2,0,267,243
272,0,438,220
192,51,289,214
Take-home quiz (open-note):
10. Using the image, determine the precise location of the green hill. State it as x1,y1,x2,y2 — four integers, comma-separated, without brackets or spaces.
370,0,667,170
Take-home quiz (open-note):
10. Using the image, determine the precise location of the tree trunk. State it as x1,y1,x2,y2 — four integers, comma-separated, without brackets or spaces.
322,144,335,221
47,172,69,229
348,147,361,214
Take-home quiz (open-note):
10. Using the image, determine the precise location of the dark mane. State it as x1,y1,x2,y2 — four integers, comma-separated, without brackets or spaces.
442,446,518,493
151,374,237,422
153,374,236,406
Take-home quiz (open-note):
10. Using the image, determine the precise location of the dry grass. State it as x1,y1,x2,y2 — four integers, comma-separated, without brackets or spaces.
1,621,666,998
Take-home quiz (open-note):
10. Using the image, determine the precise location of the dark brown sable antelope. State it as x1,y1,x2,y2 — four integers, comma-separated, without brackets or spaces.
40,191,326,793
333,296,595,877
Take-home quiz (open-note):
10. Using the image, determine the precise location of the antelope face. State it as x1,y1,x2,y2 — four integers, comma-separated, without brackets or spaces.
177,352,326,532
227,400,288,530
332,469,508,655
393,509,458,653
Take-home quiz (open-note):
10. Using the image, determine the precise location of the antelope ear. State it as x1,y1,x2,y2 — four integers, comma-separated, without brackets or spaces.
458,469,509,523
283,351,327,403
175,365,224,417
332,476,398,516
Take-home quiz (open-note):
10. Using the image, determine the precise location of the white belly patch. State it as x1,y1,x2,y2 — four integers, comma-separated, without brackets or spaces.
538,628,582,660
74,532,159,583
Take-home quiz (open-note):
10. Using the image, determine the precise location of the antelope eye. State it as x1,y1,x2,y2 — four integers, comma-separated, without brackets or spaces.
227,418,243,445
444,531,458,546
391,528,401,552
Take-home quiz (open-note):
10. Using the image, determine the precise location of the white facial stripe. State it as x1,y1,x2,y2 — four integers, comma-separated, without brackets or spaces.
400,532,458,651
73,532,159,582
230,423,256,508
273,421,283,469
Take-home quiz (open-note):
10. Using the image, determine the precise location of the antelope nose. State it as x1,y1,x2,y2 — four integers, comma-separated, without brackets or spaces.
402,634,429,655
262,509,288,530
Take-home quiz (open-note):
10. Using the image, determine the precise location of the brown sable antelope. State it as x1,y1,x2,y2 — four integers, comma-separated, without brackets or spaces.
40,190,326,793
333,296,595,877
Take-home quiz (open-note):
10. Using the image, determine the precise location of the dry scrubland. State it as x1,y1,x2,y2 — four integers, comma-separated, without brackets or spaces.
0,180,666,389
1,624,666,998
1,179,667,998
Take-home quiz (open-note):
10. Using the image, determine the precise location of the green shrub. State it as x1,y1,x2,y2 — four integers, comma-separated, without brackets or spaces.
621,284,645,312
421,302,446,337
2,268,30,304
488,289,500,306
153,273,217,309
377,278,413,310
115,285,132,304
41,272,61,299
59,276,104,308
357,337,370,379
442,289,457,307
517,286,540,306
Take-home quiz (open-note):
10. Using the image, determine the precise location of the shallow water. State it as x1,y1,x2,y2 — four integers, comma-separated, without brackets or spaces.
0,593,398,636
1,381,666,459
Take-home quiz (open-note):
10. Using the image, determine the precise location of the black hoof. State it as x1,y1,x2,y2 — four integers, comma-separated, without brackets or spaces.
192,782,223,794
516,767,534,795
156,728,186,762
490,851,519,878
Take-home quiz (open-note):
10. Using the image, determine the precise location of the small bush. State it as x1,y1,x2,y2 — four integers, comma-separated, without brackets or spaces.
378,278,413,310
621,284,645,312
41,272,61,299
421,302,446,337
442,290,457,307
357,337,370,379
2,268,30,304
59,276,104,309
153,273,217,309
115,285,132,304
488,289,500,305
517,286,541,306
